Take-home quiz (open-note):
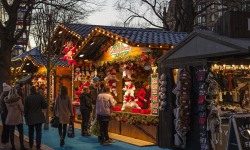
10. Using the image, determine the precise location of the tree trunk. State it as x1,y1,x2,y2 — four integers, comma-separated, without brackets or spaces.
0,39,14,90
44,54,51,130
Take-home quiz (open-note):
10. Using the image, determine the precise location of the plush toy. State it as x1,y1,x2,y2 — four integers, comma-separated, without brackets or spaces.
38,76,46,85
121,96,141,111
60,49,77,66
104,72,119,96
123,80,135,97
74,67,82,81
85,66,90,76
121,79,141,111
122,64,132,79
75,79,90,96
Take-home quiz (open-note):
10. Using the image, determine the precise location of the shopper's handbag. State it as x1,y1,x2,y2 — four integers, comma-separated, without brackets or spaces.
50,99,59,128
50,116,59,128
67,117,75,138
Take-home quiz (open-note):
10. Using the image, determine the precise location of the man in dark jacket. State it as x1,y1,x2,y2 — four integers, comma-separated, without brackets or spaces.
24,86,48,150
79,87,92,136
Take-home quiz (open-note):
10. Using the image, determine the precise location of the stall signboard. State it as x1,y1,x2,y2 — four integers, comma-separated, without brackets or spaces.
151,73,158,115
110,42,132,58
227,114,250,150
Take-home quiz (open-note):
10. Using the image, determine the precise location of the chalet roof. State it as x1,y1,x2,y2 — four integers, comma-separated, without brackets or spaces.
158,30,250,65
63,23,187,45
27,55,68,67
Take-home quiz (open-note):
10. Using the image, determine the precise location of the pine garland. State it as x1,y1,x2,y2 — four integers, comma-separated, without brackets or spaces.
111,112,159,126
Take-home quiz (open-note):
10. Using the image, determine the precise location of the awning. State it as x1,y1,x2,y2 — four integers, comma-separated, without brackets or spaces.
17,74,32,84
12,47,41,61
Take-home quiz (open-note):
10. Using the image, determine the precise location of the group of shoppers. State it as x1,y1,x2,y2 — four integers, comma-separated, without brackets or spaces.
79,78,117,146
0,78,149,148
0,83,48,150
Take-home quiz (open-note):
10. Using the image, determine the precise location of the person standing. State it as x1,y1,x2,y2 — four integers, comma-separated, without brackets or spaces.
137,82,151,109
24,86,48,150
0,83,11,149
96,86,117,146
54,86,73,146
89,77,100,120
79,87,92,136
5,88,27,150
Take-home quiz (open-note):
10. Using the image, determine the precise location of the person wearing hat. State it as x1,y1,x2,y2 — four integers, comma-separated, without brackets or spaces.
0,83,11,149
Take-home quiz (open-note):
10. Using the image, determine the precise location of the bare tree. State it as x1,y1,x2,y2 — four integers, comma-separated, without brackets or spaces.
115,0,249,32
30,0,103,130
0,0,103,90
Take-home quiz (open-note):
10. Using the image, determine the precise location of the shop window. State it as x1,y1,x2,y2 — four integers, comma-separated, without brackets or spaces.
211,14,215,22
218,11,222,17
201,16,206,23
198,17,201,24
210,4,215,10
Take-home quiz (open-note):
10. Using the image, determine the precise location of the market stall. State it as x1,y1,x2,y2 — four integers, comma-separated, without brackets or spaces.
53,23,187,144
158,30,250,149
15,53,70,111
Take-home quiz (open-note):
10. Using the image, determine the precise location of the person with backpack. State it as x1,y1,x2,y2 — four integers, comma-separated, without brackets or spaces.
5,87,27,150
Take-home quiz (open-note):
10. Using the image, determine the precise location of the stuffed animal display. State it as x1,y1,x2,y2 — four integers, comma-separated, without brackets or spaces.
121,79,140,111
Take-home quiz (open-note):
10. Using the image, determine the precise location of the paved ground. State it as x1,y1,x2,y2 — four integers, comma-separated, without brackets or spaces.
0,122,170,150
0,125,53,150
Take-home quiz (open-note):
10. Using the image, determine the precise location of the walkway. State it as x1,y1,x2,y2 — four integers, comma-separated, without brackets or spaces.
25,124,169,150
1,122,170,150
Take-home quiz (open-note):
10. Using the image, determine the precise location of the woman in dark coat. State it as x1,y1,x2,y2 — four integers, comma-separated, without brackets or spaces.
137,82,151,109
79,87,93,136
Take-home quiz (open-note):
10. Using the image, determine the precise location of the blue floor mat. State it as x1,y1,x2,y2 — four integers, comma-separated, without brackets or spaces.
21,124,170,150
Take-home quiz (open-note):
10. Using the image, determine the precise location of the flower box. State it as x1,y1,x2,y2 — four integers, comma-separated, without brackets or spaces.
140,109,151,114
112,107,121,111
131,108,141,113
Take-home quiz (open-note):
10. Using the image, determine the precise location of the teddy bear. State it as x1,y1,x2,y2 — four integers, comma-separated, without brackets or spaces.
121,95,141,111
122,64,132,79
74,67,82,81
104,72,119,96
123,80,135,97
